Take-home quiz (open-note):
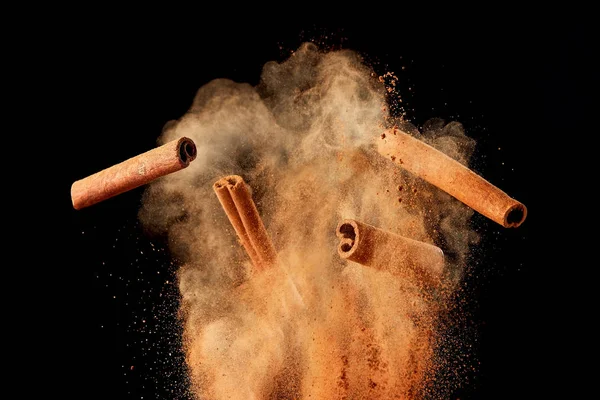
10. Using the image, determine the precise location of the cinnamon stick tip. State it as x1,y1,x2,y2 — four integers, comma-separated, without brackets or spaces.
71,181,82,210
503,202,527,228
226,175,244,188
213,178,227,190
213,175,244,191
176,137,197,166
335,219,359,259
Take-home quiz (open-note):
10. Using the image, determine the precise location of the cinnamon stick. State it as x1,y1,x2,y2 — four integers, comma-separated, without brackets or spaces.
377,128,527,228
213,181,262,269
71,137,197,210
213,175,277,270
336,219,444,287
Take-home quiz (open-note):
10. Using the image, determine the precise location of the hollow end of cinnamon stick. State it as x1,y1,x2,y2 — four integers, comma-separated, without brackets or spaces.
213,179,227,190
213,176,247,195
225,175,244,188
504,202,527,228
336,220,360,260
177,137,197,166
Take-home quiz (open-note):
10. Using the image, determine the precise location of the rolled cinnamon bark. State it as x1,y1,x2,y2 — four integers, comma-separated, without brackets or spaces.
71,137,197,210
377,128,527,228
213,175,277,270
213,181,262,269
336,219,444,287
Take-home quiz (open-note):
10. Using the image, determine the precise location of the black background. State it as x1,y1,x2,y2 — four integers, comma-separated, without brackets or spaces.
62,18,589,399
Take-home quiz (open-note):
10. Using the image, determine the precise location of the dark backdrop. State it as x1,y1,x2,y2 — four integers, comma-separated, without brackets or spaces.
63,18,588,399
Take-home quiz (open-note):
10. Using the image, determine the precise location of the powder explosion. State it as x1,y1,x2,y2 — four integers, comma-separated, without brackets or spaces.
128,42,523,398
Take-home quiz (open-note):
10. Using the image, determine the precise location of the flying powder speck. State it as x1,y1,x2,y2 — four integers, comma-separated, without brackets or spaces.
139,42,479,399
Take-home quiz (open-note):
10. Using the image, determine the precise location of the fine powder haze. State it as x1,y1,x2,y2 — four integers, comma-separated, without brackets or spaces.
140,43,480,399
